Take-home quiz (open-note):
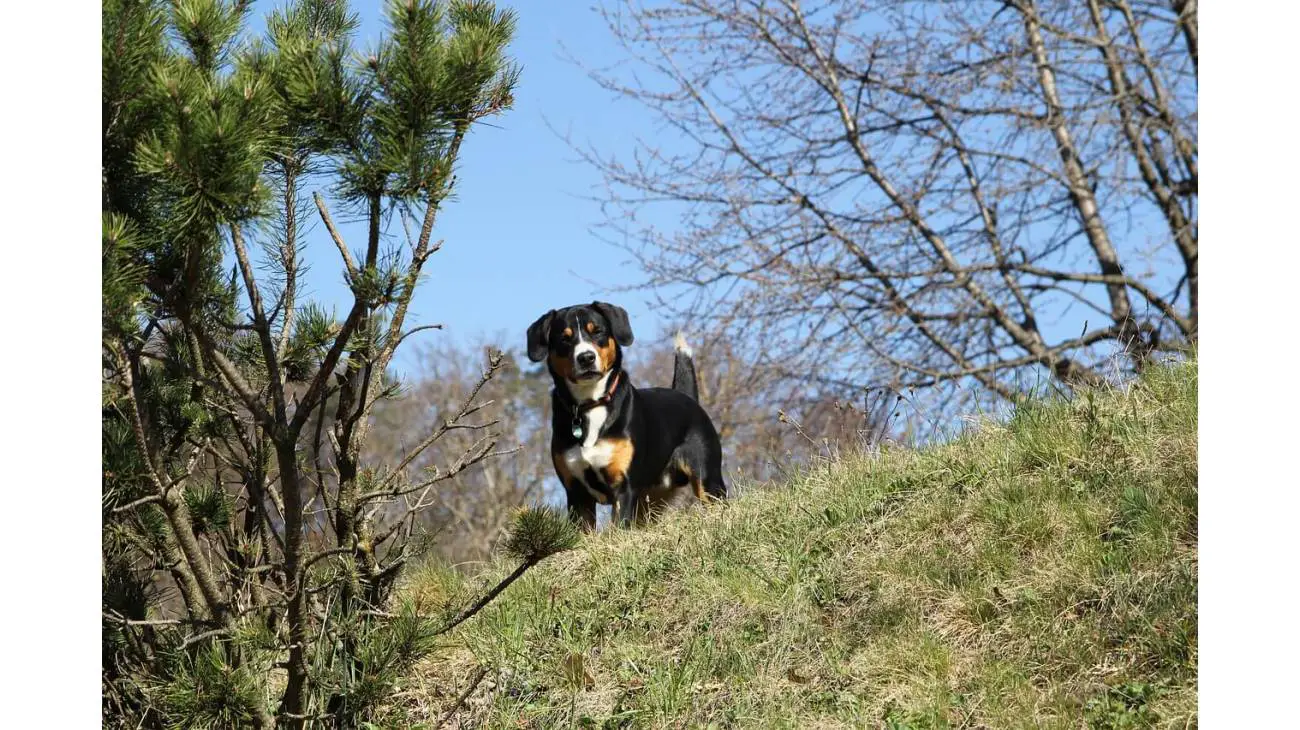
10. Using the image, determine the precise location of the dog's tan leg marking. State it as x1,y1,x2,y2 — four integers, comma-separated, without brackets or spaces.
552,450,573,485
693,477,708,503
548,351,575,382
598,437,634,489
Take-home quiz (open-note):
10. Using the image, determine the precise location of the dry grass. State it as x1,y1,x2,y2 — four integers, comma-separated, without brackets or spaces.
383,360,1197,729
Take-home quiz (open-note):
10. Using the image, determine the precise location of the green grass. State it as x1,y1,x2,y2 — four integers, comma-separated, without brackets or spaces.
385,361,1197,728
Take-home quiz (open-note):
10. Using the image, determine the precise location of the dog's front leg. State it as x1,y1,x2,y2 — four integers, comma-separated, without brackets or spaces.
565,486,598,531
612,484,640,528
555,450,599,531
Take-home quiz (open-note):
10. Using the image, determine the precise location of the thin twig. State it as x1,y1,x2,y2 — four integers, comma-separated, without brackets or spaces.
396,323,445,349
314,192,358,279
435,667,490,729
111,494,162,513
178,627,233,650
373,351,506,494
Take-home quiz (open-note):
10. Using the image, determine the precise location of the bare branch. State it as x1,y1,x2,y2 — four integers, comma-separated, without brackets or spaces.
576,0,1193,408
314,192,358,280
231,223,288,421
435,667,489,729
111,494,162,513
375,350,506,494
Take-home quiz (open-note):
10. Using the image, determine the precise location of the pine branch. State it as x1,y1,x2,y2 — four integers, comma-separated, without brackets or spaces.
437,508,579,634
288,300,365,435
436,561,532,636
188,325,275,430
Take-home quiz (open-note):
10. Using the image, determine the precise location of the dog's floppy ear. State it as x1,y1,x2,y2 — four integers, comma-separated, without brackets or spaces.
526,310,555,362
592,301,634,347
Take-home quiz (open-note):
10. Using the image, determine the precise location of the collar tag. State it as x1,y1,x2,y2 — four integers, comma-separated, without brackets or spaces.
571,415,584,440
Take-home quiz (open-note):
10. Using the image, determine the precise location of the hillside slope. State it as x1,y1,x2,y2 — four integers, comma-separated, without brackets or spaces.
390,362,1197,728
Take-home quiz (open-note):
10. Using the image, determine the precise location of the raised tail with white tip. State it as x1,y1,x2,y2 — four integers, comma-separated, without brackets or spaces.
671,332,699,402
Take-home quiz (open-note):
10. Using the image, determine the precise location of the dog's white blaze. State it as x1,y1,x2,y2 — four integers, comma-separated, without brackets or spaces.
581,406,609,447
572,337,599,370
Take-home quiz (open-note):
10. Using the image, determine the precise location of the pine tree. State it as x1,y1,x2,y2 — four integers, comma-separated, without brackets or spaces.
102,1,572,726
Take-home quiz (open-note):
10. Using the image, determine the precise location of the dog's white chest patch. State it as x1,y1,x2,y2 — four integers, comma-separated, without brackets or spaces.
563,406,614,501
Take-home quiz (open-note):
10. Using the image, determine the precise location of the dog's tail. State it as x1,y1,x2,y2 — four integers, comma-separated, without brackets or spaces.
671,332,699,402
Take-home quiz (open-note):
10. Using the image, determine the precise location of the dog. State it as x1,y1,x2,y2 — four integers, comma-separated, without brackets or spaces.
526,302,726,529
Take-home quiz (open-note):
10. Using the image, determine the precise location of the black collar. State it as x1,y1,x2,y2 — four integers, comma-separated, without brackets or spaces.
559,371,621,439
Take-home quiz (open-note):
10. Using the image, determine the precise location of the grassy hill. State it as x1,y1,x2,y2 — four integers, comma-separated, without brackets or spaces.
385,361,1197,728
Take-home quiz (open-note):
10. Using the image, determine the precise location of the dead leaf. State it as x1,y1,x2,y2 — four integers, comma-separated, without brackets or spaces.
562,653,595,689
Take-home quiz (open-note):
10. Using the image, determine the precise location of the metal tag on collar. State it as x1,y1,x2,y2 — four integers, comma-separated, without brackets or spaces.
571,414,584,440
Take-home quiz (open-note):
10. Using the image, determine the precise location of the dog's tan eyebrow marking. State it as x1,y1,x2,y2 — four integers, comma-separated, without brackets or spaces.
597,334,617,372
585,322,595,334
562,327,573,338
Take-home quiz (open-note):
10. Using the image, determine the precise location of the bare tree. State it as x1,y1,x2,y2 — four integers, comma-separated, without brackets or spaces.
365,341,554,565
579,0,1196,414
633,332,903,483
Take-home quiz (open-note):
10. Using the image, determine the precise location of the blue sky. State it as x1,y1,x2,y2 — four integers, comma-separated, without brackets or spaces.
243,2,675,375
238,0,1187,386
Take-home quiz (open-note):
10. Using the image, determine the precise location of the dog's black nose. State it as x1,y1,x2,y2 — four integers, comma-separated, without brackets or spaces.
576,351,597,368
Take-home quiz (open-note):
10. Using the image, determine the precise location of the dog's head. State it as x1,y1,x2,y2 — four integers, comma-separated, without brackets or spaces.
526,302,634,384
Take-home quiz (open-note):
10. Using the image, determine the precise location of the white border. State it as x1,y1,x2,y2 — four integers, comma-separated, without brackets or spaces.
2,0,1289,724
1200,0,1300,725
1,1,101,724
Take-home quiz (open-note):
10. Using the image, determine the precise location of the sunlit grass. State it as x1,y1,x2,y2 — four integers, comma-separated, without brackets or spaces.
386,360,1197,729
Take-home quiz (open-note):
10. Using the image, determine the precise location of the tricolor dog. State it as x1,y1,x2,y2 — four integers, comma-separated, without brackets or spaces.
526,302,726,529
